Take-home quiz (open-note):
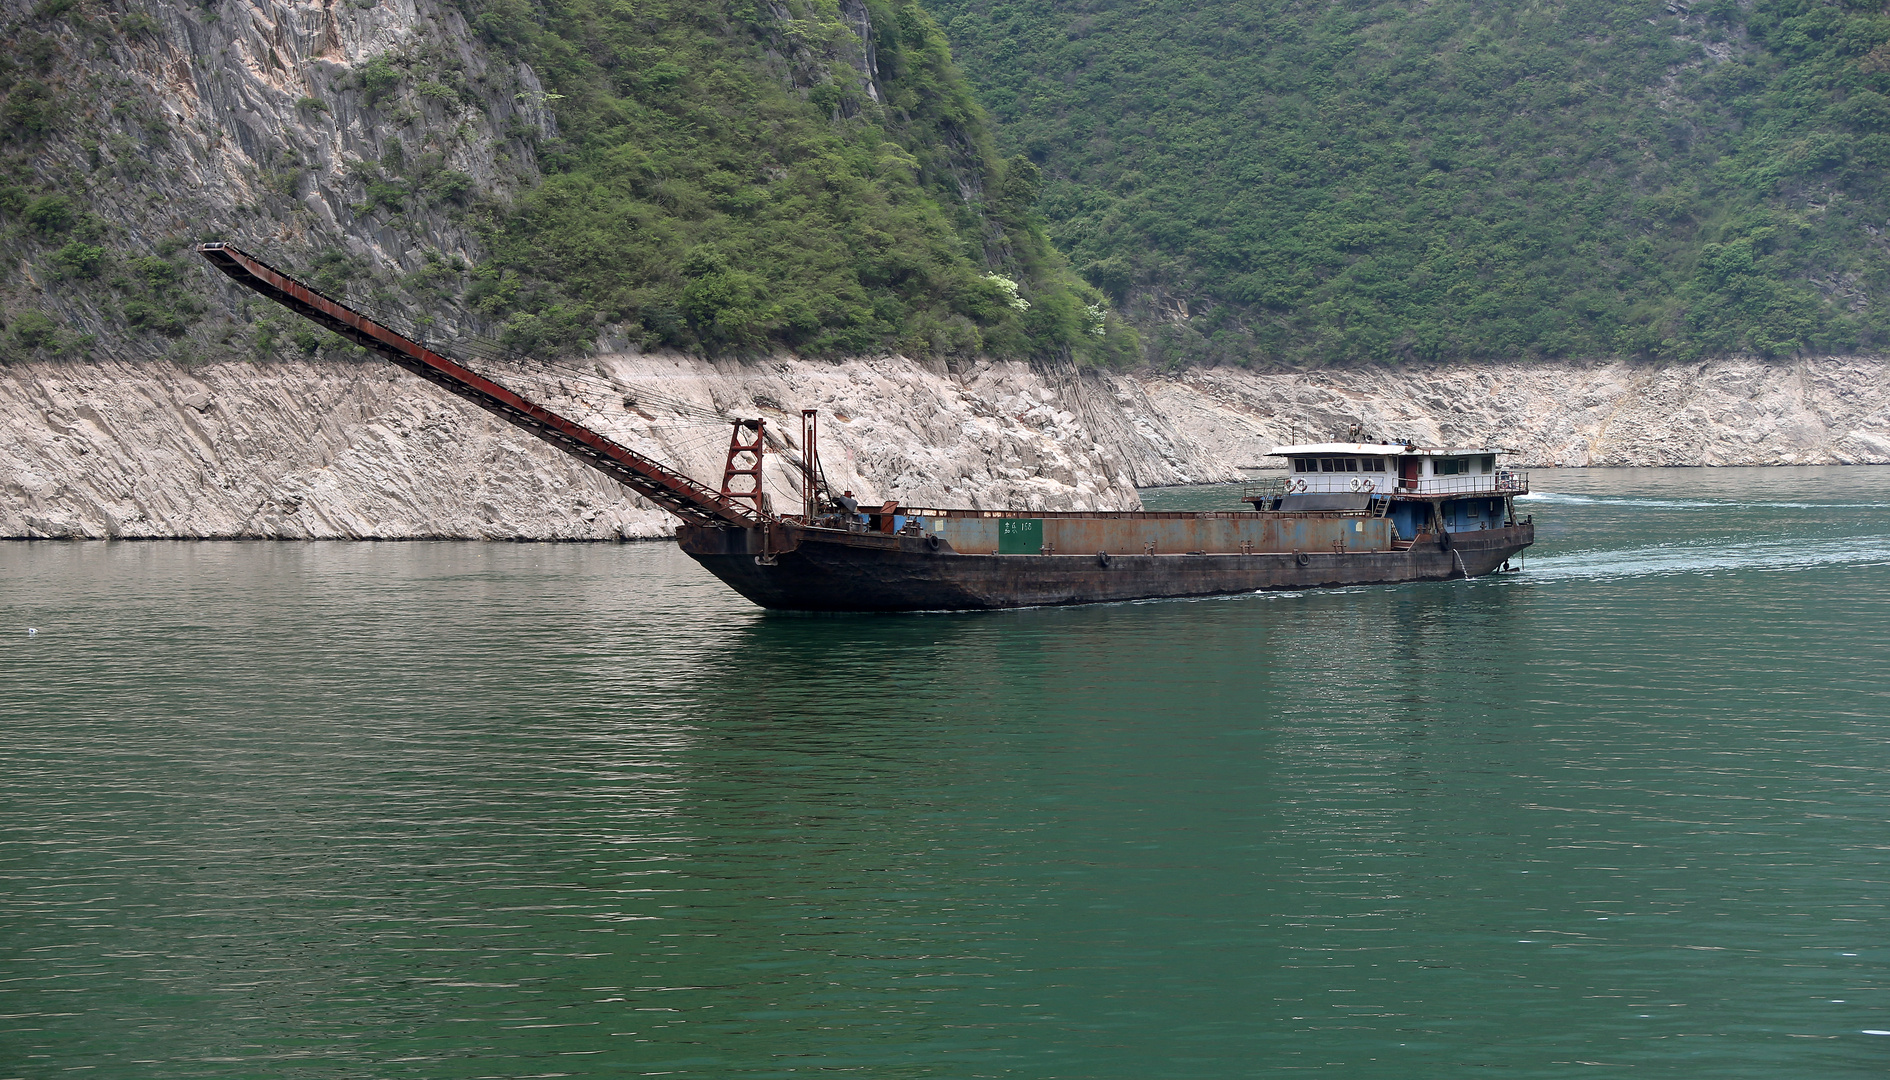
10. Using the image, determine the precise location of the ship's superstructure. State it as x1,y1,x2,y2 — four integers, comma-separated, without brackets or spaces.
1248,442,1530,549
199,243,1534,611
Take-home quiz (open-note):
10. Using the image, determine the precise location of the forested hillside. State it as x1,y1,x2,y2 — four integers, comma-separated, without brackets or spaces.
457,0,1132,361
928,0,1890,365
0,0,1133,367
8,0,1886,370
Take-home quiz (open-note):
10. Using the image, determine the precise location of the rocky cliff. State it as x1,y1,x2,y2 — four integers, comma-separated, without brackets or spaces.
5,352,1887,540
2,0,555,363
0,351,1177,539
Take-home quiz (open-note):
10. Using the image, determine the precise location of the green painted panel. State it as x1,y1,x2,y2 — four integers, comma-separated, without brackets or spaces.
997,518,1043,555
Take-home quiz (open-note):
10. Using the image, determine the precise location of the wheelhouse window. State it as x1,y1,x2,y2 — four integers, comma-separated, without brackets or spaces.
1435,458,1469,476
1480,455,1495,473
1300,456,1390,473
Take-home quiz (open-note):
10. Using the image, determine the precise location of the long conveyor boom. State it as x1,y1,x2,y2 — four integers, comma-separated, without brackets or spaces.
196,243,760,528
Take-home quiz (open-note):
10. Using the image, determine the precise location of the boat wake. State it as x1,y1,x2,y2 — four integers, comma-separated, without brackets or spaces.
1518,491,1890,510
1514,536,1890,584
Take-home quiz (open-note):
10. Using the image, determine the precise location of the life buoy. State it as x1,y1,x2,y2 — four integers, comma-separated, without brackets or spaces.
1361,479,1374,493
1349,477,1362,492
926,534,942,551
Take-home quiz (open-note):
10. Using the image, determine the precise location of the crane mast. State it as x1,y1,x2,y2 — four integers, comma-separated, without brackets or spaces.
196,243,764,529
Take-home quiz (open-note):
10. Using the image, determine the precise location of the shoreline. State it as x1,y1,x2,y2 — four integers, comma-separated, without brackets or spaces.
7,462,1886,542
6,354,1887,541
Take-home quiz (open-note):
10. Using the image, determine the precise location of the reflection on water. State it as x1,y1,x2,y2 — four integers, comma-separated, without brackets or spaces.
2,467,1888,1078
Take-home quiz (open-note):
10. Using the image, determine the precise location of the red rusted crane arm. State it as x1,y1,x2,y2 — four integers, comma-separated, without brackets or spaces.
196,243,761,529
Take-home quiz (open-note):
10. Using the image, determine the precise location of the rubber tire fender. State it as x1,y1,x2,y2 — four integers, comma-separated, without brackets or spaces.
926,534,942,552
1294,550,1310,567
1096,550,1111,568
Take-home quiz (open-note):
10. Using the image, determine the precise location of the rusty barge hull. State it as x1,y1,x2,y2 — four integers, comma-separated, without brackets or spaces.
680,520,1534,612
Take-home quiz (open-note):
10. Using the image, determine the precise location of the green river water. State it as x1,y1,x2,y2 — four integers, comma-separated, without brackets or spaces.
2,466,1888,1078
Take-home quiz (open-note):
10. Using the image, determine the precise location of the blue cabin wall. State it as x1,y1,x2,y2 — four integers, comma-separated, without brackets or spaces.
1386,498,1512,539
1389,501,1425,540
1441,498,1508,532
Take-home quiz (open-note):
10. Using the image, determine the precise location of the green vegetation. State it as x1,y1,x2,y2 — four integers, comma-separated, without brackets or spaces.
52,240,104,278
2,306,93,359
9,309,58,349
22,193,73,234
929,0,1890,364
0,178,204,353
18,0,1882,370
115,250,205,336
451,0,1135,361
357,55,404,104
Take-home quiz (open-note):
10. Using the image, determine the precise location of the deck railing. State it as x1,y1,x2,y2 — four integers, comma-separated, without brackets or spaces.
1244,471,1529,499
1398,471,1529,496
1242,476,1291,502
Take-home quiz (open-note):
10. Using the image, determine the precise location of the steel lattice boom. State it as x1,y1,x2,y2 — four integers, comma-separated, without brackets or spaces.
197,243,762,529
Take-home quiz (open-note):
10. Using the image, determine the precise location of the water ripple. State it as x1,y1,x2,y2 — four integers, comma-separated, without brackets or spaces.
4,466,1889,1078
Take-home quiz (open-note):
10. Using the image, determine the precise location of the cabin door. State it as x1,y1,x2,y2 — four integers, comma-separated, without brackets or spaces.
1399,457,1421,489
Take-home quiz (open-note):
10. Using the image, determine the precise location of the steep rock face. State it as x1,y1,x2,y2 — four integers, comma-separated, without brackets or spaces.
4,0,548,358
0,351,1158,540
6,353,1886,541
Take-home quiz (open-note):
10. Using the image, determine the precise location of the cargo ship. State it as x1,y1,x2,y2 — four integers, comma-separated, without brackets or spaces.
199,243,1533,611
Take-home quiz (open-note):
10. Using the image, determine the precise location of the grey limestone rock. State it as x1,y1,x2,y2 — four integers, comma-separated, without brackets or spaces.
9,353,1884,541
